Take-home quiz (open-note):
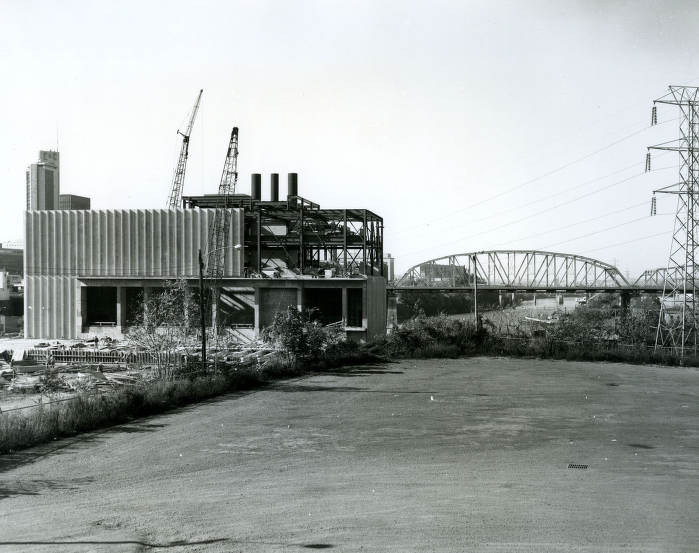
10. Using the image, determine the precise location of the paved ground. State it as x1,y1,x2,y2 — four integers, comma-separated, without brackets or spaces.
1,357,698,552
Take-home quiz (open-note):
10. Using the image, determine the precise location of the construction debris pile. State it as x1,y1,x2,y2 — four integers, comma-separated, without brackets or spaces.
0,336,276,413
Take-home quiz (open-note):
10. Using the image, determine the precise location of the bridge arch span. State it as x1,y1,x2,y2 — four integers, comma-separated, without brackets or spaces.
396,250,630,291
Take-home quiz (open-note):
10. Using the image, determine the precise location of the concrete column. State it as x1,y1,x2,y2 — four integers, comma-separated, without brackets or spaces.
557,293,564,305
75,284,86,337
296,285,303,312
361,284,368,330
511,292,515,305
387,293,398,332
342,287,348,325
533,293,537,306
253,288,261,336
116,286,125,334
498,292,503,308
143,287,152,326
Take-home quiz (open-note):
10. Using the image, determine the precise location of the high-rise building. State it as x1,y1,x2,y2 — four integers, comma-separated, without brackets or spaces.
26,150,60,210
59,194,90,210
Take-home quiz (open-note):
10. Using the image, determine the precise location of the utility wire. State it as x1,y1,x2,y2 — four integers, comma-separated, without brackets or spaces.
584,231,670,255
540,213,672,250
415,156,672,237
396,117,676,233
493,200,650,247
397,165,674,259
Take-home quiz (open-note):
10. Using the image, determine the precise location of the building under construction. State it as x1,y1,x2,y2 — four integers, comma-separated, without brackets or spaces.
24,173,386,341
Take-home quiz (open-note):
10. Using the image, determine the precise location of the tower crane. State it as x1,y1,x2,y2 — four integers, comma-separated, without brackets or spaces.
167,89,203,208
206,127,239,332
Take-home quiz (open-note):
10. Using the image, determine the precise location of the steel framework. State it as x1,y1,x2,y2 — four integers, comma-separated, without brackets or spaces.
649,86,699,356
395,250,629,291
182,195,384,277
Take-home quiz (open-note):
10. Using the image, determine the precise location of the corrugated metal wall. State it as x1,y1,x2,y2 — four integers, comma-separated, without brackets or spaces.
25,208,244,338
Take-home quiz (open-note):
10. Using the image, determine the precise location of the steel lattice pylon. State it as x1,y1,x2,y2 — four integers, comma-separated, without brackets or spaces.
650,86,699,357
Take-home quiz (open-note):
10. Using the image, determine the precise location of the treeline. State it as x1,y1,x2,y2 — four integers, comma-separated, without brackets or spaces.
397,291,517,321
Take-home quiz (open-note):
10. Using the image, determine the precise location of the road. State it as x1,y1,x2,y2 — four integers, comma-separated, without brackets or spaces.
1,357,698,552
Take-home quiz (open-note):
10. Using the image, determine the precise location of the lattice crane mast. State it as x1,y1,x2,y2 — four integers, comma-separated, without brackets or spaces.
206,127,239,330
167,89,203,208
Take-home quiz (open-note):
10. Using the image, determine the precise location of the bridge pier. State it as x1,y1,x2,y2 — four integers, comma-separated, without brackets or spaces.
620,291,631,312
498,292,503,308
557,292,564,306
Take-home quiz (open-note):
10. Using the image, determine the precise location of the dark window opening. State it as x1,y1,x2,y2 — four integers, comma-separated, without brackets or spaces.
124,288,144,325
85,287,117,326
219,290,254,327
347,288,363,327
303,288,342,326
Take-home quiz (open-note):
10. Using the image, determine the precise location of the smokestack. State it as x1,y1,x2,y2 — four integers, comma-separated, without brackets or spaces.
251,173,261,200
270,173,279,202
287,173,298,198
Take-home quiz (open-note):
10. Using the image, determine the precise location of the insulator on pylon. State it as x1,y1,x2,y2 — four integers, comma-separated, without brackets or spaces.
651,105,657,126
650,195,657,216
645,151,651,172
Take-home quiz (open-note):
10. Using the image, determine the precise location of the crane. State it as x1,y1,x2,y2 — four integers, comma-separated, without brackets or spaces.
167,89,203,208
206,127,239,333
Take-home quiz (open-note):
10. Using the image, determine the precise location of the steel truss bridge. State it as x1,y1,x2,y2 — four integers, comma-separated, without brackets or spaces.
392,250,666,293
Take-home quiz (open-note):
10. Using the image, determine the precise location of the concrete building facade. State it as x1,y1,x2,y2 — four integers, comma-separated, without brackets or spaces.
24,176,386,341
26,150,60,210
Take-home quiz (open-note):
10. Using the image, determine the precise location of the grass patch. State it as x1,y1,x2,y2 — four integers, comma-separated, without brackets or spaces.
0,346,385,455
0,369,263,454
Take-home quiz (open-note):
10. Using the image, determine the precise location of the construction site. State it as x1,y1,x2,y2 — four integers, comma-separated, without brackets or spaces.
22,91,386,342
0,90,389,415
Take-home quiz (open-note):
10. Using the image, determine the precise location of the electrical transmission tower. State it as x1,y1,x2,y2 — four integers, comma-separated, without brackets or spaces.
207,127,239,333
649,86,699,357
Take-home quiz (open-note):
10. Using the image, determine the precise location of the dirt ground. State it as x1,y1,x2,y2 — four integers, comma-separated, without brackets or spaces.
1,357,698,552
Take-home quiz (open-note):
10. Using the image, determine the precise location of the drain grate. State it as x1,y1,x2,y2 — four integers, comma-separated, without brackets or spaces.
567,463,589,469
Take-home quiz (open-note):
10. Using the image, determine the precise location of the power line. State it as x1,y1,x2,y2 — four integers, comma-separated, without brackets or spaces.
397,166,675,259
420,158,673,237
584,231,669,255
540,213,672,250
396,117,677,233
493,200,650,247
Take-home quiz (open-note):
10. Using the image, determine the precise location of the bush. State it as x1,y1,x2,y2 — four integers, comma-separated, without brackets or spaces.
380,314,485,358
261,307,344,363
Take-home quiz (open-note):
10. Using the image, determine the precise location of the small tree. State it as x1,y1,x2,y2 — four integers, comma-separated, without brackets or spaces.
125,279,199,377
262,307,343,364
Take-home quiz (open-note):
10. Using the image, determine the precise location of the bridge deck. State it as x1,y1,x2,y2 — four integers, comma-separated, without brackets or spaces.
388,285,665,293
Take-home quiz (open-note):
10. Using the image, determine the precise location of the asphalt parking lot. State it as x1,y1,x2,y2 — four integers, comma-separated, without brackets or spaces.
1,356,698,552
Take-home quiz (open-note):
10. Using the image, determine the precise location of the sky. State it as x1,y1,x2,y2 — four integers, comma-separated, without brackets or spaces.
1,0,698,278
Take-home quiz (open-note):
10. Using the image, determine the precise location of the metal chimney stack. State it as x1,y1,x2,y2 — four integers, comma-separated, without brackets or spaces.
270,173,279,202
251,173,261,200
287,173,298,198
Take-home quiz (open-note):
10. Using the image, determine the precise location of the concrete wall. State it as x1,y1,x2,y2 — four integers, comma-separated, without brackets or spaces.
24,208,244,338
365,276,387,339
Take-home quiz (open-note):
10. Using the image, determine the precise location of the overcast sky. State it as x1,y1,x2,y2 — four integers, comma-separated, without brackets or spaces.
1,0,698,277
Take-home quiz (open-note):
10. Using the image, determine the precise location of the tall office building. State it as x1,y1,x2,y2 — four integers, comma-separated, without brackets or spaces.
26,150,60,210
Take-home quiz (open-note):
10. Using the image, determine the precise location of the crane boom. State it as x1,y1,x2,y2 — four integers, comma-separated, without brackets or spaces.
206,128,240,332
167,89,203,208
